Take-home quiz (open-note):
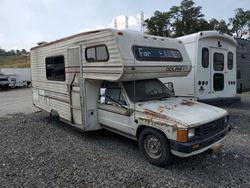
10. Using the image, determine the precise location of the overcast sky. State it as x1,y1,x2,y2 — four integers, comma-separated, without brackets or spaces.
0,0,249,50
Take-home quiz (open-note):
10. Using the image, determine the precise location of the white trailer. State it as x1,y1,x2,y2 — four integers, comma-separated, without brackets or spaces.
160,31,240,103
0,68,31,87
31,29,231,167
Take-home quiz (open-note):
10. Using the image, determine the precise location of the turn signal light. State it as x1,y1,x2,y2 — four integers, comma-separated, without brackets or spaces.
177,129,188,142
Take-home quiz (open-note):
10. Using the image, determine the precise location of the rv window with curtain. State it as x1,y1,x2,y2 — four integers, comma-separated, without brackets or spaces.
45,55,65,81
132,46,183,62
213,53,224,71
228,52,233,70
202,48,209,68
85,45,109,62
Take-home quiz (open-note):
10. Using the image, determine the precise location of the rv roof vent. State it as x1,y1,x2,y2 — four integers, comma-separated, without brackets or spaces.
37,41,47,45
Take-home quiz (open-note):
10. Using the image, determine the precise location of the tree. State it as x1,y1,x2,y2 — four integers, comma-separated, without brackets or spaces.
0,48,6,56
144,11,172,37
209,18,231,34
16,50,21,55
169,0,210,37
229,8,250,37
21,49,27,54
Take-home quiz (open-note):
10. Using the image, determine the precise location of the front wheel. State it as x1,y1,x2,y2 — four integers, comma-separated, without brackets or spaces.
138,128,172,167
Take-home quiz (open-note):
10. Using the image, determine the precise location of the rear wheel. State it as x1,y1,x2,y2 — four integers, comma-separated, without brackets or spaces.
138,128,172,167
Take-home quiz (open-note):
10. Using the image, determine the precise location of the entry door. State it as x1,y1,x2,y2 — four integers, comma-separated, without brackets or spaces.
67,46,84,126
210,49,226,98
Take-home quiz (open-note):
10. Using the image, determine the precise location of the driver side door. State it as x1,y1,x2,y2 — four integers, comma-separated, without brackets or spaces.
97,82,133,137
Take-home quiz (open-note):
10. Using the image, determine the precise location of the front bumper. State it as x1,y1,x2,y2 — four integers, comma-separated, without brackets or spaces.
169,124,231,157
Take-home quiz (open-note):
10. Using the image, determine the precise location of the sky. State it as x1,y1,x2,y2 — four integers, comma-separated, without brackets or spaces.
0,0,249,50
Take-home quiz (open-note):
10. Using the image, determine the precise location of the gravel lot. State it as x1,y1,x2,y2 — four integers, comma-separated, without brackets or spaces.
0,89,250,187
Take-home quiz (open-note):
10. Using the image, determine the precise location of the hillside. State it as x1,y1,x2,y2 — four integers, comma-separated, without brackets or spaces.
0,55,30,68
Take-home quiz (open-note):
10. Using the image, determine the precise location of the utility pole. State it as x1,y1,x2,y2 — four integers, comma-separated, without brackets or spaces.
141,11,144,33
125,16,128,30
114,18,117,29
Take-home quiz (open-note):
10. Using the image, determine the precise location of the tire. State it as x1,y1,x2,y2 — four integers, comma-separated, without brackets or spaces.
138,128,172,167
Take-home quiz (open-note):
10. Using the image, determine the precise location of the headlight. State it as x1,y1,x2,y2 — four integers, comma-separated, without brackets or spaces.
188,128,195,139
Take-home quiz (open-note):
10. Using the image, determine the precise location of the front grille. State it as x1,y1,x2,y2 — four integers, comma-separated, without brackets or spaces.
194,117,226,139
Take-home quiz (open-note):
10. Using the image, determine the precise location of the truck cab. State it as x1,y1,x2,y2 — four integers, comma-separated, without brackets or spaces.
98,78,231,167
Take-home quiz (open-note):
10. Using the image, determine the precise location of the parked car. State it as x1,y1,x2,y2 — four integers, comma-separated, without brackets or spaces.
0,77,10,88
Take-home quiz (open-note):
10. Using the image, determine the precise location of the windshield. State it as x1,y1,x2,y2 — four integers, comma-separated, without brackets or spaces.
123,79,172,103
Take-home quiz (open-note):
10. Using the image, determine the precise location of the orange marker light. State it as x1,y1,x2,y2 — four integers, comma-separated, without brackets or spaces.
177,129,188,142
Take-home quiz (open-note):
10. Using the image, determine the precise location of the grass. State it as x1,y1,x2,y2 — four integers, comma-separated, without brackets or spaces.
0,55,30,68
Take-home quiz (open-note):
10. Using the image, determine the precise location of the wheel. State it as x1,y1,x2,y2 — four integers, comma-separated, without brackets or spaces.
138,128,172,167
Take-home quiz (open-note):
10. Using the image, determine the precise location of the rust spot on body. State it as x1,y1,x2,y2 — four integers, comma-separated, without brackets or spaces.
158,106,165,113
180,100,194,106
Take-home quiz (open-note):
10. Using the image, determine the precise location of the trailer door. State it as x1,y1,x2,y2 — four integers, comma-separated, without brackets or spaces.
67,46,84,127
210,48,227,98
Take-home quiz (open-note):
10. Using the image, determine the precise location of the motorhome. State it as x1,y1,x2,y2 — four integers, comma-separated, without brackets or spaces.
235,37,250,93
31,29,231,167
160,31,240,103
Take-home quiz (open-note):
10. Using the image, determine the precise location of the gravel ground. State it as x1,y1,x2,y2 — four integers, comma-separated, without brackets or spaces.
0,92,250,187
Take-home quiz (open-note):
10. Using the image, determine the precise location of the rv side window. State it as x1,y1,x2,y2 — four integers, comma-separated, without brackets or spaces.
45,55,65,81
85,45,109,62
202,48,209,68
132,46,183,62
213,53,224,71
228,52,233,70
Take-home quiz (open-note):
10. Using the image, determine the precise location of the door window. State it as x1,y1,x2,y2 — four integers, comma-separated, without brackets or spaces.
214,73,224,91
213,53,224,71
227,52,233,70
103,82,127,106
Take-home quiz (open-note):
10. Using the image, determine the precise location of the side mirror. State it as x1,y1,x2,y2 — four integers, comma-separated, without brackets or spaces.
100,88,106,104
100,88,106,96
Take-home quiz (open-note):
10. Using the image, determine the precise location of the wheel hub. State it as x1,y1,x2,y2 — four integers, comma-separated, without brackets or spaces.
144,135,162,159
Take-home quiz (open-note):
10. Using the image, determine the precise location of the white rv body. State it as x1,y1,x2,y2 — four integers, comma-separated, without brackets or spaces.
160,31,240,103
31,29,231,166
31,29,191,130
